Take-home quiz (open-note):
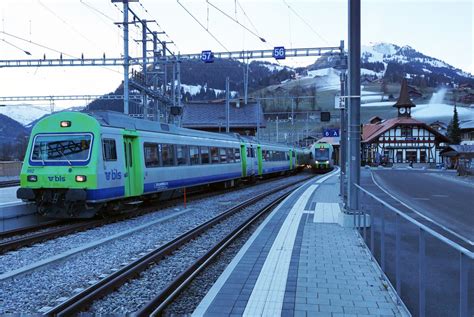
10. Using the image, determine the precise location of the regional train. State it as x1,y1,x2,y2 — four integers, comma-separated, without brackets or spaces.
309,142,334,173
17,111,309,218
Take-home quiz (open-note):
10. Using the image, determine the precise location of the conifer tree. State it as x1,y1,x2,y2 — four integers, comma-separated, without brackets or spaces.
447,105,461,144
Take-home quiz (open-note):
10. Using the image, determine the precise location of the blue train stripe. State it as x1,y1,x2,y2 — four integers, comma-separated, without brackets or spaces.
86,186,125,201
262,166,290,174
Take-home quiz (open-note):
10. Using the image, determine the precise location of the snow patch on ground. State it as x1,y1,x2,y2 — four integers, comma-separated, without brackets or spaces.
412,103,474,121
260,63,285,72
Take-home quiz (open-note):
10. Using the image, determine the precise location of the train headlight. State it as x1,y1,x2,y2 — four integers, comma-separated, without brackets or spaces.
60,121,71,127
325,161,329,164
27,175,37,182
75,175,87,182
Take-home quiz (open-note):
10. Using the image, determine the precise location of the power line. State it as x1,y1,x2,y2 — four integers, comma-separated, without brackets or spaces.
176,0,229,52
0,38,31,55
282,0,329,45
0,30,74,57
37,0,98,47
207,1,266,43
236,0,260,38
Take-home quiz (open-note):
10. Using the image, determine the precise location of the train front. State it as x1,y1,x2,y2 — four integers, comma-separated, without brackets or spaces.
17,112,100,218
311,144,333,172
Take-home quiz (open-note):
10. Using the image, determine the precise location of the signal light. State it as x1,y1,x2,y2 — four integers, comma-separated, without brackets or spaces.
60,121,71,127
75,175,87,182
27,175,37,182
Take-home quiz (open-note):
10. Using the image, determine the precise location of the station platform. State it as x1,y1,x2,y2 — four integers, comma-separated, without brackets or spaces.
193,170,409,317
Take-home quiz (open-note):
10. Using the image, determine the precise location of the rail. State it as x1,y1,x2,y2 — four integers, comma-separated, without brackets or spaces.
354,183,472,317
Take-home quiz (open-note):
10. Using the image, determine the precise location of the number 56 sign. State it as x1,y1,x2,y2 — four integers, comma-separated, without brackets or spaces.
272,46,286,60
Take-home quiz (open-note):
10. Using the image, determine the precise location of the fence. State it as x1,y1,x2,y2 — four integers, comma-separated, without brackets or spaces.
354,184,473,317
0,161,22,177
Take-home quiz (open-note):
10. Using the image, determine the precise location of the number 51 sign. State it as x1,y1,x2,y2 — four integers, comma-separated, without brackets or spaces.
273,46,286,60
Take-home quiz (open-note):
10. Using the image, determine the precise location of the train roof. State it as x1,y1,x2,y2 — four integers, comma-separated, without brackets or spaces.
86,110,240,142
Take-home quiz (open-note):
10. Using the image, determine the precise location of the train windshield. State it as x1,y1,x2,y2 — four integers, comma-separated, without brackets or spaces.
31,134,92,162
315,148,329,161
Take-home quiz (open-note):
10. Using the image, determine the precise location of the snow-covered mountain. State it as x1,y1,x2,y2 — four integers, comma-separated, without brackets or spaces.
312,42,473,86
0,105,52,126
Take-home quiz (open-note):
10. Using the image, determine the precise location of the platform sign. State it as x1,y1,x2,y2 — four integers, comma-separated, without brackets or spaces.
273,46,286,60
201,50,214,63
323,128,340,137
335,94,345,109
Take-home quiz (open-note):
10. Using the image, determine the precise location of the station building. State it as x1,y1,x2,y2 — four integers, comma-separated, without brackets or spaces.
361,79,450,167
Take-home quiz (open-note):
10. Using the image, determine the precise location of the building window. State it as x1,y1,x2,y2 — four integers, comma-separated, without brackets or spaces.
102,139,117,161
396,150,403,163
401,126,413,137
406,150,416,163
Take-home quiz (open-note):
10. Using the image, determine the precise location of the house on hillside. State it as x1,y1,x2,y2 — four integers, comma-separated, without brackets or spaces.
440,145,474,175
361,79,449,167
460,120,474,144
182,98,265,136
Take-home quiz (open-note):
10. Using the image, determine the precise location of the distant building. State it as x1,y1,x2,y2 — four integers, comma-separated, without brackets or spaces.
440,144,474,175
429,120,448,136
459,120,474,144
182,99,265,136
362,79,449,166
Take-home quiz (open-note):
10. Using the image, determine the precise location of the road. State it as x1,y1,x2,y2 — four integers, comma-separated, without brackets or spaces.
371,169,474,245
359,169,473,317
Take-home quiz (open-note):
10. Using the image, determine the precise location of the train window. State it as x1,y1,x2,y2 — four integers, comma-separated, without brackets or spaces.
162,144,175,167
102,139,117,161
226,148,235,163
234,148,241,162
144,143,160,167
219,148,227,163
201,147,210,164
176,145,188,166
210,147,220,164
189,146,200,165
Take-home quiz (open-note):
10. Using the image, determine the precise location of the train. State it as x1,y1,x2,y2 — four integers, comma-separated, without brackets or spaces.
17,111,310,218
309,142,334,173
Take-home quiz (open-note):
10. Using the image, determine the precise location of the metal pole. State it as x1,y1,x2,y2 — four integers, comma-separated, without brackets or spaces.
276,115,279,142
163,42,167,95
340,70,346,198
291,98,294,145
244,61,249,105
153,31,159,121
177,55,182,126
347,0,361,211
142,20,148,120
225,77,230,133
257,99,261,140
123,0,129,115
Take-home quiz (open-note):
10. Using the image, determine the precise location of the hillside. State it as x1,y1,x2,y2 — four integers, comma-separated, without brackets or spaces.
0,114,28,160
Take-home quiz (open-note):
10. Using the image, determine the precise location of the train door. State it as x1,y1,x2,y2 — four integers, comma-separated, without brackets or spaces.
240,144,247,177
289,150,293,170
247,145,256,176
257,145,263,176
123,136,143,197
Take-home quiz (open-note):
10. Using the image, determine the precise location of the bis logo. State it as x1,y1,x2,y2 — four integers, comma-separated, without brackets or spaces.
48,176,66,182
105,169,122,181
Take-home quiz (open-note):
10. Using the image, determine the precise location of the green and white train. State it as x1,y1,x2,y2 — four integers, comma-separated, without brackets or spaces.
17,111,309,218
309,142,334,173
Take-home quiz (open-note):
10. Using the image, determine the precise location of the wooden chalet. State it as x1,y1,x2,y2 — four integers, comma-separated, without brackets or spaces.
362,79,449,166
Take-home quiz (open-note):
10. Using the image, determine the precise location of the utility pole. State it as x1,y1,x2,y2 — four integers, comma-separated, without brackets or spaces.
122,0,130,115
141,20,148,120
347,0,361,212
225,77,230,133
257,99,261,140
340,69,347,201
291,98,295,145
152,31,159,121
243,60,249,104
276,115,279,142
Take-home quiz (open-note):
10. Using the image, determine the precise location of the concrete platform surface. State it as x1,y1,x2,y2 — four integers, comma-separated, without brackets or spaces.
193,169,409,317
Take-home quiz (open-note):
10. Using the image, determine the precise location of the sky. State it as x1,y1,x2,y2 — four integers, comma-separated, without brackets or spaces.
0,0,472,109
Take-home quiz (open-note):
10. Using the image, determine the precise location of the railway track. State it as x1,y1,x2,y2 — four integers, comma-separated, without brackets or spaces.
44,175,313,316
0,174,301,255
0,180,20,188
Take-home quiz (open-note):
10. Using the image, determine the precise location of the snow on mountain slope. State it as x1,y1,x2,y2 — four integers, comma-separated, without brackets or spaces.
0,105,52,126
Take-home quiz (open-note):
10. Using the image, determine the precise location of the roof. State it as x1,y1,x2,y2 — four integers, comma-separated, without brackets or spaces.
393,78,415,108
182,101,266,129
440,144,474,157
362,116,450,143
460,120,474,130
85,110,239,142
317,136,340,146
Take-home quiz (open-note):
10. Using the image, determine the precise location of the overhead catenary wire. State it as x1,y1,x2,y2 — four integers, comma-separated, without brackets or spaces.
282,0,329,45
176,0,229,52
206,0,266,43
0,38,31,55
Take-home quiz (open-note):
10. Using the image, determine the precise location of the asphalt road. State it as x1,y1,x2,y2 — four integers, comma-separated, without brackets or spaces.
371,169,474,245
359,169,473,317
